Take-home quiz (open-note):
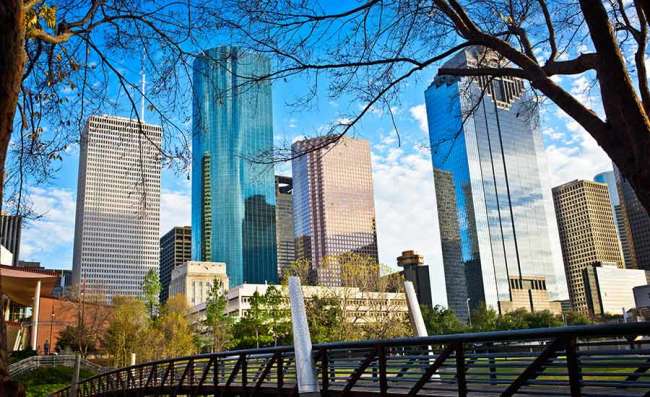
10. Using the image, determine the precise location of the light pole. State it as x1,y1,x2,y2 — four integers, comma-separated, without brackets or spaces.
49,305,55,354
466,298,472,327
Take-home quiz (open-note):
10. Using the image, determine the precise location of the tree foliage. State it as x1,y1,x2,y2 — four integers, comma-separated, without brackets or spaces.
142,269,161,317
204,279,233,352
422,305,466,335
155,294,196,358
102,296,151,368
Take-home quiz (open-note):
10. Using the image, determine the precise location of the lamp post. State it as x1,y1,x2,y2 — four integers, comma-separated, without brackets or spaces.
49,305,55,354
466,298,472,327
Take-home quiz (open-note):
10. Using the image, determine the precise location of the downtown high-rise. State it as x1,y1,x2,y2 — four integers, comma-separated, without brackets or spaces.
192,47,277,287
292,136,378,286
0,214,22,266
72,115,161,299
425,48,568,320
615,168,650,270
275,176,295,278
159,226,192,303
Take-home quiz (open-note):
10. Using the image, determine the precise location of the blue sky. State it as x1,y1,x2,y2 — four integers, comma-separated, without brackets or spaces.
16,45,616,306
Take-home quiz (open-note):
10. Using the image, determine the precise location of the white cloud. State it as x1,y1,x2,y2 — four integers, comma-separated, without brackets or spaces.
372,145,447,307
160,189,191,235
409,104,428,135
20,187,77,266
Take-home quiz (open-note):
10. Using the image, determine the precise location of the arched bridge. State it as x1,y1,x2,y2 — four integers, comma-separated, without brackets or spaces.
52,323,650,396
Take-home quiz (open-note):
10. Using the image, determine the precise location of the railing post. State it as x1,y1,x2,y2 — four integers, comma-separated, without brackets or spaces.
241,353,247,390
378,345,388,396
320,349,329,393
277,355,284,391
70,353,81,397
456,343,467,397
566,336,582,397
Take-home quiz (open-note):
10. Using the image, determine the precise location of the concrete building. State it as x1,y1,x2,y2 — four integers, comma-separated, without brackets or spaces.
552,180,624,313
159,226,192,303
292,136,378,286
72,115,161,300
0,245,14,266
615,168,650,270
425,47,567,321
1,214,22,266
169,261,228,307
594,171,635,268
583,263,647,316
396,250,433,307
191,283,408,323
275,176,295,278
500,276,562,315
192,47,277,287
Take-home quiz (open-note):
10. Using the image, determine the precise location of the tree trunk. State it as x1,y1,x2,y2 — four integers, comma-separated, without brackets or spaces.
579,0,650,211
0,1,26,396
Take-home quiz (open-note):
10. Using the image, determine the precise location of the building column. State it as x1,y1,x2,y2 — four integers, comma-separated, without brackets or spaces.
31,280,41,351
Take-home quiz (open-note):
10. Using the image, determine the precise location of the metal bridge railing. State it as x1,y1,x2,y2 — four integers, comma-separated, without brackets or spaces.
51,322,650,396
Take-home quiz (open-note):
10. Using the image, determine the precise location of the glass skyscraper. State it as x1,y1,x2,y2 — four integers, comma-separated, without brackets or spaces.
425,48,568,320
192,47,277,287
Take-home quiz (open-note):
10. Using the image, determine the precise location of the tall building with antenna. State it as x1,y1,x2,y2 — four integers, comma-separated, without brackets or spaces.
425,48,568,320
72,115,161,300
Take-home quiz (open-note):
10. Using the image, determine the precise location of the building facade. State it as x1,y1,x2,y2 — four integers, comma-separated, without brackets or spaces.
168,261,228,308
594,171,635,268
292,136,378,286
425,48,567,320
0,214,22,266
552,180,624,313
615,168,650,270
275,176,295,278
192,46,277,287
72,115,161,300
159,226,192,303
583,264,647,316
396,250,433,307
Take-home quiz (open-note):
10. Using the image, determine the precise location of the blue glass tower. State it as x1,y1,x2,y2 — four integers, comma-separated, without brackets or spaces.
425,48,568,320
192,47,277,287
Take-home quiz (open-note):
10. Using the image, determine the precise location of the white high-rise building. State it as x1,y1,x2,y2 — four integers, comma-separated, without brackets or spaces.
72,115,161,300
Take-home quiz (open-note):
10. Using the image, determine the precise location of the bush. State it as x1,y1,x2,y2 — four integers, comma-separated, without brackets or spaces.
14,366,96,397
9,348,37,364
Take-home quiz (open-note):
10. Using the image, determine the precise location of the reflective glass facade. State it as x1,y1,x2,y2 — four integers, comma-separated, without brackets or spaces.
425,49,568,318
192,47,277,287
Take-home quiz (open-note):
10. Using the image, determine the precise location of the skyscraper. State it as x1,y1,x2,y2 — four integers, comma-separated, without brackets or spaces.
615,168,650,270
594,171,635,268
292,136,378,286
192,47,277,287
159,226,192,303
425,48,567,319
0,214,22,266
275,176,295,278
552,180,624,313
72,115,161,299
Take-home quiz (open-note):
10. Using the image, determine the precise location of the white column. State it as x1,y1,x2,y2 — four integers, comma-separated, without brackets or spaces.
288,277,319,396
31,280,42,351
404,281,428,337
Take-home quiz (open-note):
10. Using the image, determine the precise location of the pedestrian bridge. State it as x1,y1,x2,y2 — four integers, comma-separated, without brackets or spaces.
52,323,650,396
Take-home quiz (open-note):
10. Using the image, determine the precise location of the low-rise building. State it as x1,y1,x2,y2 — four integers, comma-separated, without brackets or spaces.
169,261,228,307
499,276,563,315
584,263,648,316
396,250,432,307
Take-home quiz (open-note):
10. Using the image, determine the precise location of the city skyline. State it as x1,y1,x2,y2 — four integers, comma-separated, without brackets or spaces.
12,59,616,309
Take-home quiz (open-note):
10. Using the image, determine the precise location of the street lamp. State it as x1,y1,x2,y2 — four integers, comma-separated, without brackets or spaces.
49,305,55,354
466,298,472,327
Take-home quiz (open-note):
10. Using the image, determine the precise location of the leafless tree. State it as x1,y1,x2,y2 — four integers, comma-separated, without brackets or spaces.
215,0,650,212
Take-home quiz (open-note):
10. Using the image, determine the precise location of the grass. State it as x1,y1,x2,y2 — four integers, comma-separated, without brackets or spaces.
13,366,96,397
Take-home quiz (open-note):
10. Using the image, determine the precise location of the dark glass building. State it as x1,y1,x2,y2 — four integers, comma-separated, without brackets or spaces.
615,167,650,270
275,176,295,278
192,46,277,287
159,226,192,303
425,48,568,320
0,214,22,266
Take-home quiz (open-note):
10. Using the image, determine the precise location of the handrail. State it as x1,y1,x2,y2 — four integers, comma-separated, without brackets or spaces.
52,322,650,397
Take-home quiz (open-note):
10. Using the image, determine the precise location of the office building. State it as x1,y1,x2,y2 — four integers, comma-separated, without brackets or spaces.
553,180,624,313
594,171,635,268
1,214,22,266
168,261,228,308
192,47,277,287
397,250,433,307
425,48,567,320
275,176,295,278
500,276,562,315
615,168,650,270
292,136,378,286
583,263,647,316
72,115,161,300
159,226,192,303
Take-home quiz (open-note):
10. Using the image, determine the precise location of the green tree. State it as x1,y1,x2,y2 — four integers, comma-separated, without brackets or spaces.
306,294,346,343
156,295,197,358
142,269,161,318
470,304,499,332
233,291,273,348
204,279,233,352
264,286,292,346
526,310,563,329
422,305,466,335
566,311,592,326
496,309,530,330
103,297,151,368
55,325,98,356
